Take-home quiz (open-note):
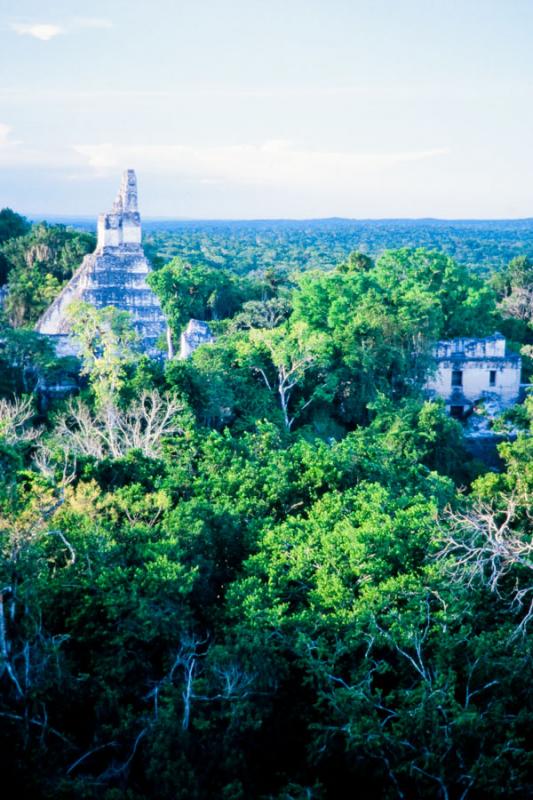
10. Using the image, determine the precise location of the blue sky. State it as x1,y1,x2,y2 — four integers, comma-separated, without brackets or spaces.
1,0,533,218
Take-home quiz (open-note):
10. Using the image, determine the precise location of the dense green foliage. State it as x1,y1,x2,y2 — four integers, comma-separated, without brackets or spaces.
147,258,264,339
0,208,30,245
140,218,533,276
0,225,532,798
0,219,95,326
40,215,533,275
0,208,31,284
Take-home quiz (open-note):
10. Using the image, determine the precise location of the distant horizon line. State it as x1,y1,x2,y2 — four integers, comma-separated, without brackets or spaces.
21,213,533,224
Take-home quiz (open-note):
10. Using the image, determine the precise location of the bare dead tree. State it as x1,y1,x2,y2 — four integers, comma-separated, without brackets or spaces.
53,390,187,461
438,499,533,634
33,443,78,493
117,390,187,457
54,399,106,459
0,395,41,444
213,663,255,699
498,285,533,323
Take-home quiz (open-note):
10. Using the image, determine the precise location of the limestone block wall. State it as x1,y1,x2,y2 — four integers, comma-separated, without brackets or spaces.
97,212,122,250
96,170,141,251
122,218,142,245
434,334,506,360
427,358,522,406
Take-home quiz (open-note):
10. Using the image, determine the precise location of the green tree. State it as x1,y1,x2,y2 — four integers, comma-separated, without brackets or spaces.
492,255,533,378
0,320,58,395
67,301,139,409
290,248,498,426
1,223,95,326
0,208,30,284
243,322,330,430
148,258,254,339
0,208,30,246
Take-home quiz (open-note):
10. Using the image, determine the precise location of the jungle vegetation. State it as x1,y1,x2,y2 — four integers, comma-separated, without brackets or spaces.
0,208,532,799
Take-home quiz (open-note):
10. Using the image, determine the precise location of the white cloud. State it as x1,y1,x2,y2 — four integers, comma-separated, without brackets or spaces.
72,140,450,187
10,22,65,41
0,123,450,197
9,17,112,41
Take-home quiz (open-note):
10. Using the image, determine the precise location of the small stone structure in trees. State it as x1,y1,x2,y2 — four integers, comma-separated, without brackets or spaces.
425,333,522,417
179,319,214,359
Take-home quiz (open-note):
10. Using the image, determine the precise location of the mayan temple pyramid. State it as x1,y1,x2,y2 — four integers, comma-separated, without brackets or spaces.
36,170,169,357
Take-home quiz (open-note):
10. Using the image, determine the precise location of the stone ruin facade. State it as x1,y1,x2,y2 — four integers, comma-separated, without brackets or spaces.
36,170,169,358
425,333,522,417
179,319,214,359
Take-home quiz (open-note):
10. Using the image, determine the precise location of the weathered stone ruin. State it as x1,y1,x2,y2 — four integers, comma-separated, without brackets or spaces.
36,170,169,358
425,333,522,418
179,318,215,359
